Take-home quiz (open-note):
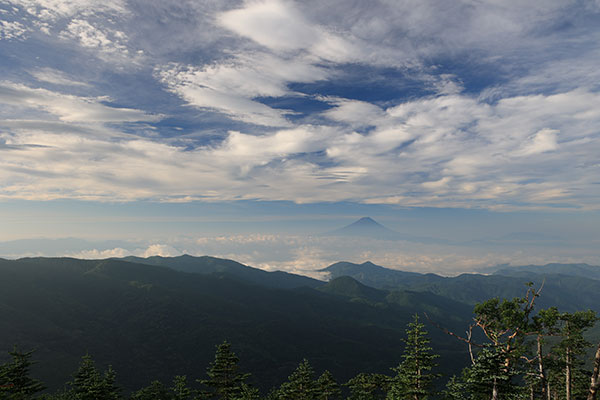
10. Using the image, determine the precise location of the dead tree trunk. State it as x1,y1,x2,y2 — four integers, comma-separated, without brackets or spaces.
536,334,549,400
566,346,572,400
587,342,600,400
492,378,499,400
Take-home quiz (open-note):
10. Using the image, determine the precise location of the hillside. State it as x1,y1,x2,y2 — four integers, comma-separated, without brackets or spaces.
493,263,600,281
321,261,444,289
120,254,323,289
321,261,600,312
0,257,471,393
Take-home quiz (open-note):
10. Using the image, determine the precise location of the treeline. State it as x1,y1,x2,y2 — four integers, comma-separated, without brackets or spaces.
3,284,600,400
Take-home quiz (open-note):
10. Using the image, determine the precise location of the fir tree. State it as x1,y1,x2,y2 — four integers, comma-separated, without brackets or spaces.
130,380,172,400
70,354,120,400
387,314,438,400
315,370,341,400
38,391,76,400
233,383,259,400
462,345,523,400
345,373,389,400
0,346,45,400
441,376,466,400
278,359,317,400
171,376,192,400
547,310,597,400
198,341,251,400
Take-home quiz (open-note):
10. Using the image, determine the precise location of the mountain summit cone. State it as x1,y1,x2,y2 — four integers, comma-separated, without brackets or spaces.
324,217,399,239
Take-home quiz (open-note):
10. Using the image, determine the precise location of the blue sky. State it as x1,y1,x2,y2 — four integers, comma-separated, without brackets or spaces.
1,0,600,274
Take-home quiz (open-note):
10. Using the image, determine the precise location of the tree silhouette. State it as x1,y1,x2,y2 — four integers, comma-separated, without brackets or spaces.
387,314,438,400
0,346,45,399
198,341,251,400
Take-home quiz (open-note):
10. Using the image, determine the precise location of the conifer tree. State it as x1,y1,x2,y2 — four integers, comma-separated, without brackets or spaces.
315,370,341,400
278,359,317,400
130,380,172,400
233,383,259,400
198,341,251,400
441,376,466,400
171,375,192,400
548,310,597,400
462,345,523,400
345,373,389,400
387,314,438,400
0,346,45,399
70,354,120,400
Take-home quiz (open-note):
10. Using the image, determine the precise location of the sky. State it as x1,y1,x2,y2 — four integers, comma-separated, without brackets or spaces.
1,0,600,276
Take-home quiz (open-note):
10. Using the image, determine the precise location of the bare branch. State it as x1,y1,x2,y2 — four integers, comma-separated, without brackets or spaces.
424,312,484,349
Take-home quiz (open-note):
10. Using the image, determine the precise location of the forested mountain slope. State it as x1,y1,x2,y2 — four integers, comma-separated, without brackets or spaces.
322,261,600,312
0,257,471,392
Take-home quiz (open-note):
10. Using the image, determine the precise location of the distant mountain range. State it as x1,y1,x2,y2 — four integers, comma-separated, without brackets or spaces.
1,254,599,394
321,260,600,311
493,262,600,280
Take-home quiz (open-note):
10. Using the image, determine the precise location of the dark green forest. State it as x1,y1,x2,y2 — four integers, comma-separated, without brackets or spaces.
2,256,600,399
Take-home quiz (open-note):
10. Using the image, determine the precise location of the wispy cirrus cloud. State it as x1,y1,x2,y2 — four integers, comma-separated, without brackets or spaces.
0,82,161,123
29,67,91,87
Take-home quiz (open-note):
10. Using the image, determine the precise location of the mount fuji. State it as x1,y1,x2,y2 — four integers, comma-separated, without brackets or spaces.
323,217,449,244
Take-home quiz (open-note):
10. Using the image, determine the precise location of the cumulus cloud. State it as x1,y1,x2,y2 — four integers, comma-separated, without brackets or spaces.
4,0,141,64
9,0,127,21
67,243,182,259
60,19,130,57
0,19,27,40
140,244,180,257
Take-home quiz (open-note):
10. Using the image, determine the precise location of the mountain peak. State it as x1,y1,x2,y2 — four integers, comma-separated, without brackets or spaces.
352,217,380,226
324,217,398,239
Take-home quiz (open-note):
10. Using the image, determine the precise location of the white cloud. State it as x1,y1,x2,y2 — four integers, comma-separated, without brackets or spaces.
141,244,180,257
218,0,318,53
518,129,558,156
0,20,28,40
218,0,361,63
59,19,137,60
157,51,327,127
0,82,160,123
30,67,90,87
69,247,131,259
158,64,291,127
5,232,600,276
67,243,181,259
146,233,600,277
422,177,451,190
10,0,128,21
1,84,600,209
1,0,600,211
322,99,387,128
